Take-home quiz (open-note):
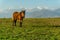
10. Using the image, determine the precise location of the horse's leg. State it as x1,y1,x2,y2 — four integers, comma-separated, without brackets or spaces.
14,20,17,26
20,20,22,27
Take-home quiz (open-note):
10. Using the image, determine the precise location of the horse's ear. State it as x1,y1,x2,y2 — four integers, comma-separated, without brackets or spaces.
24,10,25,13
21,10,26,14
22,10,26,12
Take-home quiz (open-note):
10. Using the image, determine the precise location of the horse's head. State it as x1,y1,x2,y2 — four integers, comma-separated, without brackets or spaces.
21,10,25,18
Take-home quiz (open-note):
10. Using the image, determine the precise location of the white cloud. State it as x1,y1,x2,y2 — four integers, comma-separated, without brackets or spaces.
25,8,33,12
37,6,43,10
43,6,49,9
8,8,11,10
37,6,49,10
0,9,3,12
37,6,57,10
25,8,28,9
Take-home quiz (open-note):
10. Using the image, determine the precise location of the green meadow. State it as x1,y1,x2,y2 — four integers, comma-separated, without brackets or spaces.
0,18,60,40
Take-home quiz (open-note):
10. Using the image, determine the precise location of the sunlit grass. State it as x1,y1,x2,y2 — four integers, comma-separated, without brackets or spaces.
0,18,60,40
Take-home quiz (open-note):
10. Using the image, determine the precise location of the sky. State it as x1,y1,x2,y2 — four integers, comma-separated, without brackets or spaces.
0,0,60,10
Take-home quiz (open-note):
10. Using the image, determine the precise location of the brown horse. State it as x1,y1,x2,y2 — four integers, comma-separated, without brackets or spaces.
12,10,25,27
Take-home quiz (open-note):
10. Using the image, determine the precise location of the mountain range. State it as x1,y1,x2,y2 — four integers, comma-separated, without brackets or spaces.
26,8,60,18
0,7,60,18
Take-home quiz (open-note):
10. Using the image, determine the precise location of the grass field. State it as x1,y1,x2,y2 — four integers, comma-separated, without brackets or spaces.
0,18,60,40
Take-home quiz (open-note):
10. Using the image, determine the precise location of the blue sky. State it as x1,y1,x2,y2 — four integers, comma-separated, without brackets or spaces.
0,0,60,10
